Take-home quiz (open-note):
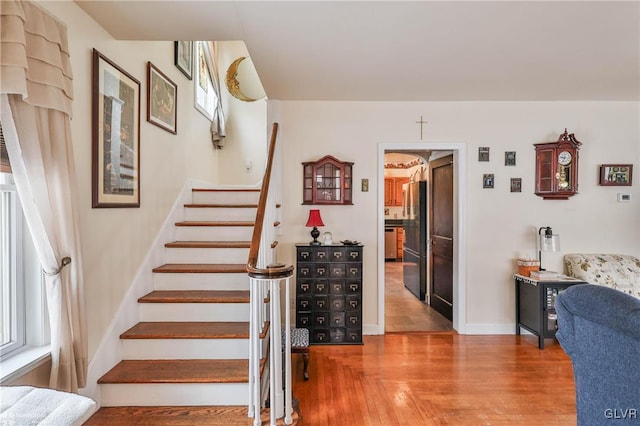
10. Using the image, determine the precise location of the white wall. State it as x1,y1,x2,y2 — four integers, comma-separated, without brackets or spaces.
39,1,221,358
274,101,640,332
216,41,267,185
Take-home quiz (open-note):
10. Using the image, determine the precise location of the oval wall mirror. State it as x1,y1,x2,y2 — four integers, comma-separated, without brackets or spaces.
225,56,266,102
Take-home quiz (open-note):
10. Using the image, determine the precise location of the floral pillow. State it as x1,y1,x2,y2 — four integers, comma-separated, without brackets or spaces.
564,254,640,299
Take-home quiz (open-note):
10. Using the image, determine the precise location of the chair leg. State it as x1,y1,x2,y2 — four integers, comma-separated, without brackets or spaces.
302,352,310,381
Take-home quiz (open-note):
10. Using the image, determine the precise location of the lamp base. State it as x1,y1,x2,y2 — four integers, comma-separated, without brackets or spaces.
309,226,320,245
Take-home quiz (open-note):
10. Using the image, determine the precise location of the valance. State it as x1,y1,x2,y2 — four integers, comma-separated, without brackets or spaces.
0,0,73,117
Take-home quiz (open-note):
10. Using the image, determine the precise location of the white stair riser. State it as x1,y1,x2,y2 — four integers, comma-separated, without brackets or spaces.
100,383,248,406
140,303,250,322
176,226,253,241
153,272,249,291
165,247,249,264
121,339,249,360
192,191,259,205
185,207,257,222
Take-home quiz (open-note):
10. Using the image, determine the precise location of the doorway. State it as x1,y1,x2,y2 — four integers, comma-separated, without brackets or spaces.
377,143,467,334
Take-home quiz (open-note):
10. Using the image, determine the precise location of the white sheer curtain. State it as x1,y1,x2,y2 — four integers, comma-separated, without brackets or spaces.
209,41,226,149
0,0,87,392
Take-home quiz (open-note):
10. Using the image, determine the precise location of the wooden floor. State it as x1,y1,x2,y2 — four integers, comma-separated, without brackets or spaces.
385,261,453,332
87,333,576,425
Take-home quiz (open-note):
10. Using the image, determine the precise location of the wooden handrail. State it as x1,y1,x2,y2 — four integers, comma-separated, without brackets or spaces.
246,123,294,279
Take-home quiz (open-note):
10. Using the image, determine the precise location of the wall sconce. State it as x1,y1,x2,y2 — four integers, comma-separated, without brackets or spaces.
305,209,325,245
538,226,560,271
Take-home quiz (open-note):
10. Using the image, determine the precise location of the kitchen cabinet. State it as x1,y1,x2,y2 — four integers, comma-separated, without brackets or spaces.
384,177,409,206
396,227,404,260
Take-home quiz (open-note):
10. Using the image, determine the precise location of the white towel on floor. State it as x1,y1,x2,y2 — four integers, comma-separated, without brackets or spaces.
0,386,96,425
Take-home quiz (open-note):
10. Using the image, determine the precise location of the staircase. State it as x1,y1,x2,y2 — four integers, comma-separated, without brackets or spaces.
98,188,264,407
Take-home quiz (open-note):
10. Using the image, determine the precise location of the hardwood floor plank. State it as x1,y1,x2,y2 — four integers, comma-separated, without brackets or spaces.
290,333,576,425
152,264,247,273
120,322,249,339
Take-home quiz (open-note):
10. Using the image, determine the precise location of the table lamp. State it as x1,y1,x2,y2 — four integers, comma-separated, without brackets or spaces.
305,209,325,245
538,226,560,271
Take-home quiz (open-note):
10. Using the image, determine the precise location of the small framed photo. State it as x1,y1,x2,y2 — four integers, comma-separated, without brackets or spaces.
478,147,490,162
483,173,494,189
147,62,177,134
599,164,633,186
505,151,516,166
92,49,140,208
510,178,522,192
174,41,193,80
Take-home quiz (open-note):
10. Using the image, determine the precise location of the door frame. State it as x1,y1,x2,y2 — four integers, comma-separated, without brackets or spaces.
377,143,467,334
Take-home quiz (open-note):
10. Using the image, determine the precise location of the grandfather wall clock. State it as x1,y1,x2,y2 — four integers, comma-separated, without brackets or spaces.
534,129,582,200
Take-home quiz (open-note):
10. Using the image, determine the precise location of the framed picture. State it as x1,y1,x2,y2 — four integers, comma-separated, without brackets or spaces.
92,49,140,208
174,41,193,80
505,151,516,166
510,178,522,192
599,164,633,186
483,173,494,189
478,147,490,162
194,41,217,121
147,62,177,134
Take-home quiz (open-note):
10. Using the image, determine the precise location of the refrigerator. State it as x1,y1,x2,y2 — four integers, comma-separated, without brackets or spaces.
402,180,429,301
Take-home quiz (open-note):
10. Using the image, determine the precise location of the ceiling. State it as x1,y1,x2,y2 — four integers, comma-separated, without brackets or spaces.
74,1,640,102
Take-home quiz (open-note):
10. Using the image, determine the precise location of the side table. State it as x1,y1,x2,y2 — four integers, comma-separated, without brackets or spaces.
514,274,586,349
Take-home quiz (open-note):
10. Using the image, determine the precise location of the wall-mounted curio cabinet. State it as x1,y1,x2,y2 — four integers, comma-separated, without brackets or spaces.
302,155,353,205
534,129,582,200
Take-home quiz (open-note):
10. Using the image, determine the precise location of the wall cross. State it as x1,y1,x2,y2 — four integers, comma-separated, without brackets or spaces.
416,116,428,140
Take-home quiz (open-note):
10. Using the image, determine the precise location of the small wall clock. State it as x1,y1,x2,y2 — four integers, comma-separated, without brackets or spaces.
534,129,582,200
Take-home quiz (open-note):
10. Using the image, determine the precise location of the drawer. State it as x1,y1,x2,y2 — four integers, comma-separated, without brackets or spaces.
345,247,362,262
345,328,362,343
297,263,313,278
330,327,346,343
313,247,330,261
329,263,346,278
297,280,312,295
346,280,361,294
330,312,345,327
330,295,345,311
330,247,346,262
330,280,345,294
297,296,312,311
346,311,361,327
313,295,329,311
297,247,313,262
313,263,328,278
313,280,329,294
312,328,329,344
313,312,329,327
346,264,361,279
346,294,361,310
296,314,311,328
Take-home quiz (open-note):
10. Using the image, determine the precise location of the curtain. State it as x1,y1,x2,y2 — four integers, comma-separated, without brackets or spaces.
209,41,226,149
0,0,87,392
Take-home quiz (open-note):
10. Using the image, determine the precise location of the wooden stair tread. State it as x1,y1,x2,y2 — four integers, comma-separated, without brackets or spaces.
164,241,251,249
192,188,260,192
184,204,258,208
175,221,254,227
152,263,246,273
98,359,248,384
120,322,249,339
85,405,301,425
138,290,250,304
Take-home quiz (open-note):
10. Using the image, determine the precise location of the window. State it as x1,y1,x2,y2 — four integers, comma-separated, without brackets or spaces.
0,129,48,369
1,171,25,357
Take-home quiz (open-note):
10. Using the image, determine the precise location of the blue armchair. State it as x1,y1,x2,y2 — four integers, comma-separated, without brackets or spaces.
556,284,640,425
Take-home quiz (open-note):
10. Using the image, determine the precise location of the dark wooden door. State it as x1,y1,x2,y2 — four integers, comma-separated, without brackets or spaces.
430,155,454,321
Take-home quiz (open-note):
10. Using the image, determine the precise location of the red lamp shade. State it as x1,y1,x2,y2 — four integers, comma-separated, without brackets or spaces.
305,209,324,227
